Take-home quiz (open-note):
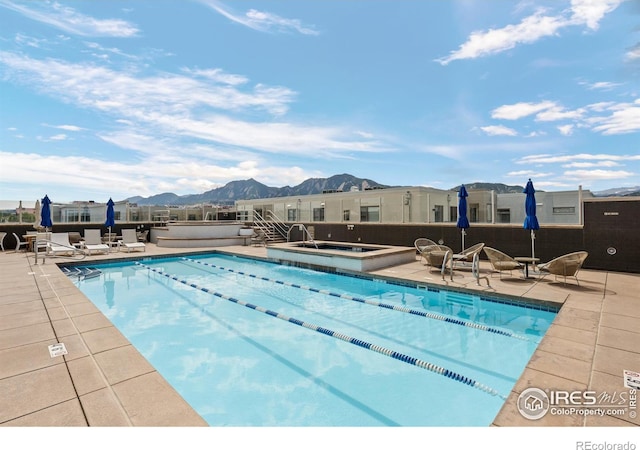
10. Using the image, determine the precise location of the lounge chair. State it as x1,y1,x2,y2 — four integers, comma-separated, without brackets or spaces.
82,229,110,255
538,251,588,285
482,247,523,279
47,232,83,256
414,238,437,263
0,232,6,251
34,232,51,254
118,229,146,252
453,242,485,268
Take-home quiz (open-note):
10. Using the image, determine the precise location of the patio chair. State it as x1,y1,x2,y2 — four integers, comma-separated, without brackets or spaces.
82,229,110,255
47,232,83,257
12,232,29,252
453,242,485,268
0,232,6,251
118,229,146,252
482,247,523,279
537,251,588,285
251,230,267,247
422,244,454,273
414,238,437,263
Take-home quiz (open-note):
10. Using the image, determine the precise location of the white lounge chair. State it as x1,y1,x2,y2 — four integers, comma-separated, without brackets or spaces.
82,229,110,255
47,232,83,256
118,229,146,252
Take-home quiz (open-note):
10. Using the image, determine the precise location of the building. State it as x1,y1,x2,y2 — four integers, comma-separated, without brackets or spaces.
235,185,592,226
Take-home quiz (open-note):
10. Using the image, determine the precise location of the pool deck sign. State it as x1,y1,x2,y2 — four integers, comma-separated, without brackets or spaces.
48,343,67,358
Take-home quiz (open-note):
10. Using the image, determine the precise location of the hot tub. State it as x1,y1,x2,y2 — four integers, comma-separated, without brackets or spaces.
266,240,415,272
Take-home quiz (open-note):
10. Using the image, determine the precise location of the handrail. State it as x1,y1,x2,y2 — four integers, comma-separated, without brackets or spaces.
472,253,490,287
34,237,85,264
441,249,453,281
253,210,289,241
288,223,318,248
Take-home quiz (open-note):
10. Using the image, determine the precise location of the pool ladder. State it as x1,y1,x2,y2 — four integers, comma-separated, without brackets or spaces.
440,250,490,287
288,223,318,248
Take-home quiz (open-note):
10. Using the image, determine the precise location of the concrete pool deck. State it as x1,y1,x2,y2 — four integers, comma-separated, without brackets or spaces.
0,244,638,427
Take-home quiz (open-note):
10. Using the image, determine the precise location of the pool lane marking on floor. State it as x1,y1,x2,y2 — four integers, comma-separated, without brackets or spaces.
179,257,531,342
135,261,507,400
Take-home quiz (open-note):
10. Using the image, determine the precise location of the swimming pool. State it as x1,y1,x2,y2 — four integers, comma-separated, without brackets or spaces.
69,253,557,426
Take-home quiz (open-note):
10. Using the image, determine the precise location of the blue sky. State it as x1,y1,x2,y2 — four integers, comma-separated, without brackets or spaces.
1,0,639,203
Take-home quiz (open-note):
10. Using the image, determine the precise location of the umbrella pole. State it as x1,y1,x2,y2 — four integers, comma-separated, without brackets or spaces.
531,230,536,268
461,229,466,253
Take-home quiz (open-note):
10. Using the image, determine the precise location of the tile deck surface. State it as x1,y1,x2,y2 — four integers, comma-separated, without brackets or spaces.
1,243,638,427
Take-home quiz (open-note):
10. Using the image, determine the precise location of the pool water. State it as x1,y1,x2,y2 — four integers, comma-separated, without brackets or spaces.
71,253,557,426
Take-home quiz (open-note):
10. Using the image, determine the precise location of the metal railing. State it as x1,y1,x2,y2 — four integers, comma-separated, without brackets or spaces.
34,237,85,264
253,210,289,241
288,223,318,248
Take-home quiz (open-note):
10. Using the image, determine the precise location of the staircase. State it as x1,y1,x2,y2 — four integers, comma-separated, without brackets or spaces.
252,210,289,244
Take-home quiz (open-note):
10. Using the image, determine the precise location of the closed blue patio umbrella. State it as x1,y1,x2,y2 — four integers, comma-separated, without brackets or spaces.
40,195,53,230
523,179,540,261
456,185,470,252
105,198,115,243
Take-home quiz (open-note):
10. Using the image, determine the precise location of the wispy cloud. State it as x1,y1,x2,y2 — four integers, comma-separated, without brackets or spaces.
491,101,557,120
626,42,640,61
564,168,634,180
44,124,84,132
0,0,139,37
569,0,623,30
557,124,574,135
489,98,640,135
0,51,386,161
517,153,640,165
479,125,518,136
579,80,623,90
436,0,623,65
436,11,565,65
197,0,319,35
588,99,640,135
514,151,637,184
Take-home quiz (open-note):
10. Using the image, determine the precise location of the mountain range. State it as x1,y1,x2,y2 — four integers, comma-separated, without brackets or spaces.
125,173,639,206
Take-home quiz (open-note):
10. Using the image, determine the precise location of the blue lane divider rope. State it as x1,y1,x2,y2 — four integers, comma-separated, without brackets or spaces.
135,261,507,399
180,257,530,342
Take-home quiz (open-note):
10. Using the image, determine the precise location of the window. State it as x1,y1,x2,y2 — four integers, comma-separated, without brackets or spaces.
497,208,510,223
287,209,297,221
450,206,457,223
66,210,79,222
433,205,443,222
80,208,90,222
343,210,350,221
553,206,575,215
312,207,325,221
360,206,379,222
469,203,479,222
